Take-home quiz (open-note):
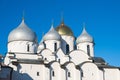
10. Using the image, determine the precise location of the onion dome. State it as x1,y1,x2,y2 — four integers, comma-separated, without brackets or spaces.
56,21,73,36
8,19,37,43
43,24,61,41
76,27,93,44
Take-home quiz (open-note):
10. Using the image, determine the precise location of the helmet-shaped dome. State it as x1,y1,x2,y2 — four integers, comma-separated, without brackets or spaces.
8,19,37,42
76,27,93,44
56,21,73,36
43,24,61,41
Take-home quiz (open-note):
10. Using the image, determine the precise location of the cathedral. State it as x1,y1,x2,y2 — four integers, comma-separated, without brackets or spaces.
0,18,120,80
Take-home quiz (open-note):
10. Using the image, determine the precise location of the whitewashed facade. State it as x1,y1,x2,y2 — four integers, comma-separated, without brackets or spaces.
1,19,120,80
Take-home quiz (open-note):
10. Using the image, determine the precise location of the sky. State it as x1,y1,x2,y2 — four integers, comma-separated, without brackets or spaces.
0,0,120,66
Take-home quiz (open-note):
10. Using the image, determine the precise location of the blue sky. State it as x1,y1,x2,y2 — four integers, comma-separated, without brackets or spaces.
0,0,120,66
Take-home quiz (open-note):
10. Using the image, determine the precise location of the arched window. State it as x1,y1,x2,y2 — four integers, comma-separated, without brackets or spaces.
37,72,40,76
43,42,46,48
81,71,83,77
87,45,90,56
68,72,71,77
27,44,30,52
58,59,60,63
54,43,57,52
52,71,55,76
66,44,69,54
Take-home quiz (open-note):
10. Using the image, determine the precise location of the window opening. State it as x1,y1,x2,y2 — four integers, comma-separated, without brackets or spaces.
68,72,71,77
54,43,57,51
52,71,55,76
37,72,40,76
66,44,69,54
87,45,90,56
27,44,30,52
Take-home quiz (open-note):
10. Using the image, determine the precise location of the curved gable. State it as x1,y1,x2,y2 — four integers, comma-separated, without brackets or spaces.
69,50,90,65
41,49,55,62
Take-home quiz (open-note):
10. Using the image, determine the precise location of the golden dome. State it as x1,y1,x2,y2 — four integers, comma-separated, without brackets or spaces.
56,22,73,36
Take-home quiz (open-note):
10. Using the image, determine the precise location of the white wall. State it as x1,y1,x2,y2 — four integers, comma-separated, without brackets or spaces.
44,40,61,53
77,42,94,57
65,62,77,80
80,62,100,80
14,64,46,80
98,69,104,80
8,41,37,53
104,68,120,80
70,50,91,65
61,36,74,54
41,49,55,63
50,62,61,80
56,49,69,65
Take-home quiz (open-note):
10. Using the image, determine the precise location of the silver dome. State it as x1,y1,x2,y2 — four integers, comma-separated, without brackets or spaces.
76,27,93,44
43,25,61,41
8,19,37,42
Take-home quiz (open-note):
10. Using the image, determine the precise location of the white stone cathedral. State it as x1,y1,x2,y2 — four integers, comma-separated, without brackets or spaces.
0,18,120,80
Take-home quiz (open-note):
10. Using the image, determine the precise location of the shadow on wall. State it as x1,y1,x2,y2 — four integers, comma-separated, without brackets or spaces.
0,75,10,80
12,70,33,80
0,66,13,80
22,73,33,80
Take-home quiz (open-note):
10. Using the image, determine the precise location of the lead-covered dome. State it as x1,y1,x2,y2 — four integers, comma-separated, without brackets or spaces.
56,21,73,36
76,27,93,44
43,24,61,41
8,19,37,43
